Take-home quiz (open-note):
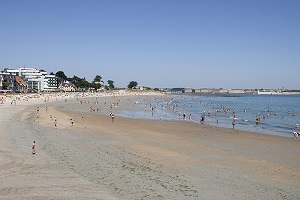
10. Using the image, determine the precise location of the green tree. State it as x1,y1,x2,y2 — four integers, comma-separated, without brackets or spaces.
71,76,91,90
2,82,8,90
91,75,102,91
55,71,67,85
94,75,102,83
127,81,138,89
107,80,115,89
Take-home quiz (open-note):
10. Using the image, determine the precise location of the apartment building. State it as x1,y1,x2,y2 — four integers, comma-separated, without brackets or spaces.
1,67,58,92
42,74,58,91
0,70,26,91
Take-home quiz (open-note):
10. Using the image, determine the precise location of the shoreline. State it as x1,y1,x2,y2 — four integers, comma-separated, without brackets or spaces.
0,92,300,199
1,91,298,139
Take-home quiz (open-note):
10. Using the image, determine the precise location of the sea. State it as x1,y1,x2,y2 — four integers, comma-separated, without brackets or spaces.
118,93,300,138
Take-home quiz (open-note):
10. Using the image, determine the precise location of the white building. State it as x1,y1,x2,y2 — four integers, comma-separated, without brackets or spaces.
0,73,3,89
4,67,57,92
42,74,58,91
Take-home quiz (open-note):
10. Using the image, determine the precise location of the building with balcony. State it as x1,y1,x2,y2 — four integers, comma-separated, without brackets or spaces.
1,67,58,92
42,74,58,91
0,70,27,91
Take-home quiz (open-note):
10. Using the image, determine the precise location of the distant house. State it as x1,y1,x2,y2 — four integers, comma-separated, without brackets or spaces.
132,86,144,90
15,76,27,91
58,81,76,92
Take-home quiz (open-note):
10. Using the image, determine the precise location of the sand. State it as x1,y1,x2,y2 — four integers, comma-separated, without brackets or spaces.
0,92,299,200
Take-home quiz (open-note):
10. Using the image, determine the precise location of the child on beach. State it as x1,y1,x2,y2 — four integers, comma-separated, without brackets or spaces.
293,132,299,139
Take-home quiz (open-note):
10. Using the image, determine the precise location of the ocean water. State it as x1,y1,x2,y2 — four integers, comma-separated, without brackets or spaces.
118,94,300,138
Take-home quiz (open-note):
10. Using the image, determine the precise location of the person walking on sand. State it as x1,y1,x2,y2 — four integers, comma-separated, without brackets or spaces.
111,113,115,123
54,117,57,129
71,118,74,127
31,141,36,155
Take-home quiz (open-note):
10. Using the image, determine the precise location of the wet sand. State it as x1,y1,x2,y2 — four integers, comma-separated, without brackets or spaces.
0,93,299,199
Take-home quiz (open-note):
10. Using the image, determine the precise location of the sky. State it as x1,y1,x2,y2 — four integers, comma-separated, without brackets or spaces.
0,0,299,89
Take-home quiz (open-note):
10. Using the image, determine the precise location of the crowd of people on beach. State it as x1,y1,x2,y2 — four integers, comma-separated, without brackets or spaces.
1,91,300,158
134,95,300,139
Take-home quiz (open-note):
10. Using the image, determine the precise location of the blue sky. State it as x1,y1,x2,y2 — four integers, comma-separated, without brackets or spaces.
1,0,299,89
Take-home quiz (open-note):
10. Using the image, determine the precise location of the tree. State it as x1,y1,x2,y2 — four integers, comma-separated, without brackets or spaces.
55,71,67,85
127,81,138,89
107,80,115,89
2,82,8,90
91,75,102,91
94,75,102,83
68,75,90,90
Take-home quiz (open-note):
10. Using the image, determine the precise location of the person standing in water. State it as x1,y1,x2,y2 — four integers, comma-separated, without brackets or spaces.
232,120,236,129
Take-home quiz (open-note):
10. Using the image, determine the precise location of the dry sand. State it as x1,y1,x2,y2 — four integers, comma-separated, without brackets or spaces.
0,93,299,200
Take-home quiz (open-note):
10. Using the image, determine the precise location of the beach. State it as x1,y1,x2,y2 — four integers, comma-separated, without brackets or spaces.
0,92,299,200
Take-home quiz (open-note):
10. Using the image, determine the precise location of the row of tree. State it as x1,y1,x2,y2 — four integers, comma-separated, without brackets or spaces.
55,71,138,90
